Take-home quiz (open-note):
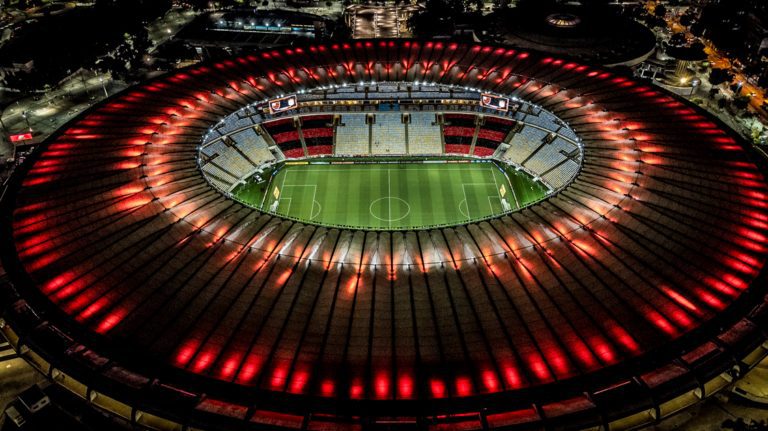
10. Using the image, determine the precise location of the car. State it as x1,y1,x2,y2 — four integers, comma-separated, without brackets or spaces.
18,385,50,414
5,404,26,428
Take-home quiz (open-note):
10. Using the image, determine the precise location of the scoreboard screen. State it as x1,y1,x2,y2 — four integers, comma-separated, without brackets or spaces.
268,95,298,114
480,93,511,112
9,133,33,143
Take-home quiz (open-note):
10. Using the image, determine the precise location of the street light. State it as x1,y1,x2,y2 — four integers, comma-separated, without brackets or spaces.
100,77,108,98
21,111,31,132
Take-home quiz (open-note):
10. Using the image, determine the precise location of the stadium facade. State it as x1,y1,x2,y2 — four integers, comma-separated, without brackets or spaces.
2,41,768,431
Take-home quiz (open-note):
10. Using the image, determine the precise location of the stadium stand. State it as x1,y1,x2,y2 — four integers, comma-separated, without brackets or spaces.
199,137,257,190
474,117,516,157
442,113,477,154
371,113,406,154
299,115,334,156
230,128,274,167
503,126,549,165
335,114,370,155
523,137,570,174
543,158,580,188
407,112,442,154
261,118,304,158
214,113,256,136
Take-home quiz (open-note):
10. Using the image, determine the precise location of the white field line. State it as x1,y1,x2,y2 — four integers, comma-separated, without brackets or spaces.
461,184,470,219
508,173,521,209
487,195,501,213
259,172,275,210
491,166,502,208
388,169,391,228
312,184,319,220
278,197,292,215
490,165,518,209
288,167,489,173
461,182,496,220
275,169,288,212
281,183,318,220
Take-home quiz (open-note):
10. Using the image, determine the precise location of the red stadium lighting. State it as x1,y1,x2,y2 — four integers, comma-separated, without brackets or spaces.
3,40,768,431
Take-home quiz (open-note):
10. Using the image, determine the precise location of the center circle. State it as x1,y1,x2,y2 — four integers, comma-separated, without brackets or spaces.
369,197,411,222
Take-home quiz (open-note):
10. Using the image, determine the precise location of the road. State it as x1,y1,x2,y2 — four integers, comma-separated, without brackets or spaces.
147,7,199,53
259,0,345,18
0,71,127,162
701,40,766,115
651,0,767,118
1,5,198,163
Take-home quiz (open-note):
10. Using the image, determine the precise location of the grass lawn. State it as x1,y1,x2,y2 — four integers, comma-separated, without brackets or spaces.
233,159,549,230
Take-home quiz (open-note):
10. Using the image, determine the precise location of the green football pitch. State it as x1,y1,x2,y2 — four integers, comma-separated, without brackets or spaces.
233,160,549,230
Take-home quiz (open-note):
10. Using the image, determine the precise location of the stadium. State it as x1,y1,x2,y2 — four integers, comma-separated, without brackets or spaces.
1,40,768,430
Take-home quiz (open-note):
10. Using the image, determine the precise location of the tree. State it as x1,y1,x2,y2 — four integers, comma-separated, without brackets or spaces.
679,13,694,27
185,0,211,10
708,87,719,99
689,22,704,37
95,56,129,80
328,15,352,40
649,16,666,29
1,71,41,93
758,73,768,90
654,4,666,18
669,32,687,47
408,10,453,37
491,0,509,11
407,0,469,37
709,68,733,86
733,96,750,111
697,2,751,61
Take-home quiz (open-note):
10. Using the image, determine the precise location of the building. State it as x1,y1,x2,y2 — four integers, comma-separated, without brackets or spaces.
1,40,767,431
488,3,656,67
172,9,333,58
